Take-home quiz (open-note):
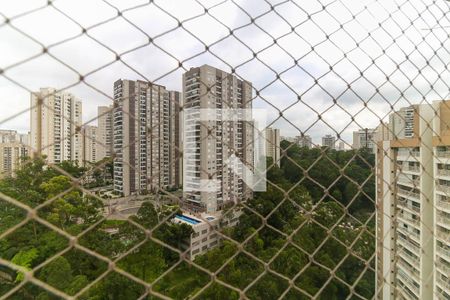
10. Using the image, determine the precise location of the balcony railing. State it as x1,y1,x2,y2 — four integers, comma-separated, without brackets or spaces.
436,228,449,240
397,235,420,253
398,259,420,280
398,151,420,158
437,198,450,210
436,262,450,277
397,178,420,186
398,200,420,213
437,169,450,177
436,151,450,158
436,214,449,227
397,269,420,294
398,213,420,226
436,185,450,194
436,244,450,259
404,165,420,172
436,277,450,291
397,189,420,200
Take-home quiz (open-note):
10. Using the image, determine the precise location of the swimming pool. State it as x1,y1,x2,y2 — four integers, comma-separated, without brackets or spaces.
175,214,201,225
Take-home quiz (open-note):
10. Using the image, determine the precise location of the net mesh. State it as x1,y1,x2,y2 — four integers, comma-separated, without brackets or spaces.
0,0,449,299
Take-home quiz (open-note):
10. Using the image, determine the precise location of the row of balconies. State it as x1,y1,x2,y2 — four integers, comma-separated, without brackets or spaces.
397,268,420,295
436,213,449,228
397,188,420,200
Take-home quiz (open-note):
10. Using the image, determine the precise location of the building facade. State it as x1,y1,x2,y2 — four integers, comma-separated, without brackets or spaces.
82,125,98,164
353,128,377,153
183,65,254,213
113,79,181,196
376,103,449,300
30,88,83,165
0,130,29,145
265,127,280,166
0,142,29,178
322,134,336,150
296,135,312,149
97,105,113,161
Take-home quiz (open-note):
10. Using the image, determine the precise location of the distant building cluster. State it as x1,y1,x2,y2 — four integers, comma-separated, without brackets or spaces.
29,88,115,167
4,65,265,216
0,130,30,178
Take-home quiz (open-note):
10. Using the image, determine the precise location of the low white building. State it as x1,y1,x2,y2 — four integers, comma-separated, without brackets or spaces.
173,211,240,259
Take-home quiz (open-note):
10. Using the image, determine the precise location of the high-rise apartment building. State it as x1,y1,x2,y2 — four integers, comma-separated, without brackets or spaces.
322,134,336,150
376,103,449,300
265,127,280,166
30,88,83,165
97,105,113,161
113,79,181,196
0,142,29,178
353,128,377,153
82,125,98,164
296,135,312,149
183,65,254,213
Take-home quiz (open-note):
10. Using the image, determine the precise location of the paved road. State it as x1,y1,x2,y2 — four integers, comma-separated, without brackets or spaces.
102,194,179,219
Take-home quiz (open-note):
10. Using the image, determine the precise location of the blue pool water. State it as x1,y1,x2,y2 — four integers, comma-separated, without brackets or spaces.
175,214,201,225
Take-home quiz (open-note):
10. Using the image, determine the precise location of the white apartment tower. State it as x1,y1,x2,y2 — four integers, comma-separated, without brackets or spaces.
113,79,181,196
376,103,449,300
322,134,336,150
30,88,83,165
353,128,377,153
265,127,280,166
0,130,30,178
182,65,254,213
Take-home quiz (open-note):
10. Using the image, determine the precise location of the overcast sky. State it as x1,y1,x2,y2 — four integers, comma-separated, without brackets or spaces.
0,0,449,146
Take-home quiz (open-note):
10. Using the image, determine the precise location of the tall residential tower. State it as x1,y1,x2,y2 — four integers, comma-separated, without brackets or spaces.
376,103,449,300
30,88,83,165
265,127,280,166
182,65,254,213
97,105,113,161
113,80,181,196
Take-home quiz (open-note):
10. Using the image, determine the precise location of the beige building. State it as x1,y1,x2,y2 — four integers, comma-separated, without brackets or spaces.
322,134,336,150
82,125,98,164
172,211,241,259
265,127,280,166
0,130,29,145
97,105,113,161
113,79,181,196
353,128,376,153
376,103,449,300
182,65,254,213
0,142,30,178
296,134,312,148
30,88,83,165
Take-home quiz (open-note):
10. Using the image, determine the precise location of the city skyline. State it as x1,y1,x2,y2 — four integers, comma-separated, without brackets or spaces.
2,0,449,145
